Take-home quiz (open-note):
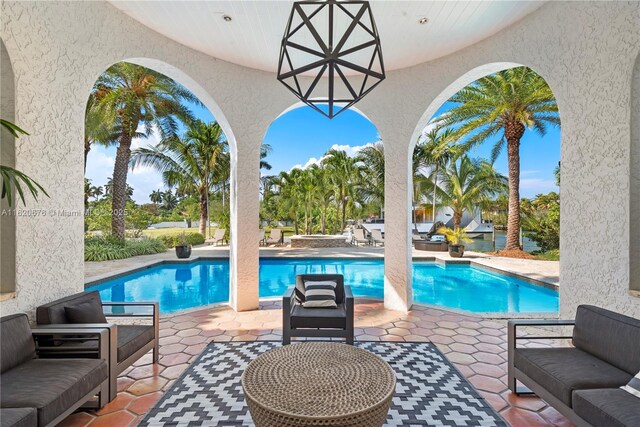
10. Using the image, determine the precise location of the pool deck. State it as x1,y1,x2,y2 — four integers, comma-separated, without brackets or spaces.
85,244,560,288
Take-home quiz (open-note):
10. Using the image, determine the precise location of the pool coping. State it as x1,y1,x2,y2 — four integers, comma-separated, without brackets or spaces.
85,256,559,319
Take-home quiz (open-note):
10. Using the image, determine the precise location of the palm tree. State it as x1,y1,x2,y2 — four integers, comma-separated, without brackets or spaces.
92,62,201,239
322,148,361,232
131,120,228,236
149,189,163,205
442,66,559,249
84,92,119,174
355,142,384,211
260,143,273,171
435,156,508,230
414,128,457,223
161,191,179,211
309,164,334,234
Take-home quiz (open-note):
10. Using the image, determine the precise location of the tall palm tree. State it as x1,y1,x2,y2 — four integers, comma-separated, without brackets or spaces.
435,156,508,230
161,191,179,211
260,143,273,171
149,189,163,205
309,164,334,234
442,66,559,249
355,142,384,211
131,120,228,236
322,148,361,232
414,128,457,223
92,62,201,239
84,92,119,174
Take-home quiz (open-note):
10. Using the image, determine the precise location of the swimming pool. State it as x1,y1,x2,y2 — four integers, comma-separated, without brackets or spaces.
87,258,558,314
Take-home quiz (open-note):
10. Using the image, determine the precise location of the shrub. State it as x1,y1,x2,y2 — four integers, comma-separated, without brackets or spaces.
154,232,204,248
85,237,167,262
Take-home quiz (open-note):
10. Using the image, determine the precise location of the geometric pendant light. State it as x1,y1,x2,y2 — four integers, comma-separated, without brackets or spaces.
277,0,385,118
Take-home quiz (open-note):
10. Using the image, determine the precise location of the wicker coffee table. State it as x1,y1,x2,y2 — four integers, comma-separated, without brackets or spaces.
241,342,396,427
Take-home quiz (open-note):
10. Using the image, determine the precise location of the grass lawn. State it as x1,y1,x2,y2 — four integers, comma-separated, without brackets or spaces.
143,227,203,237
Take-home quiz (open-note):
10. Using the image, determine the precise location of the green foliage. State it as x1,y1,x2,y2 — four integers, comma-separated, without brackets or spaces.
84,236,166,261
155,232,205,248
125,202,154,237
522,193,560,252
533,249,560,261
437,226,472,246
85,199,113,234
1,119,49,206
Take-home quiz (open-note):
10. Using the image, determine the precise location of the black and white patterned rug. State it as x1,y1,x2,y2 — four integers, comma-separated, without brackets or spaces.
140,341,507,426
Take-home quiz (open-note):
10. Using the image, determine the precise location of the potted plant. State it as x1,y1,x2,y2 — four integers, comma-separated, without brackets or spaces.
437,227,472,258
175,232,192,259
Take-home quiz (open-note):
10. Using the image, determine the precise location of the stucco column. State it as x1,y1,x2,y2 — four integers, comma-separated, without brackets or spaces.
382,134,413,312
228,128,261,312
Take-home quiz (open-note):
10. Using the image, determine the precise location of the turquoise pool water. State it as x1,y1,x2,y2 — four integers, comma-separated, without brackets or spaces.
87,259,558,314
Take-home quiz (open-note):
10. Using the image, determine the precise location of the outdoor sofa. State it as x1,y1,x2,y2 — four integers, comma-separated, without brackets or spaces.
36,291,159,401
283,274,354,345
0,313,109,427
508,305,640,427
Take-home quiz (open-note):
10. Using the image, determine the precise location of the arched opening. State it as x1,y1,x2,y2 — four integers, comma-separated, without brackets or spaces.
83,60,234,312
0,38,16,297
409,64,561,314
258,103,385,299
630,53,640,294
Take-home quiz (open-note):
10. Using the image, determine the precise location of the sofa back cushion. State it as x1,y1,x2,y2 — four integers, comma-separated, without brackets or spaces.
36,291,103,325
0,314,35,373
64,299,107,323
573,305,640,374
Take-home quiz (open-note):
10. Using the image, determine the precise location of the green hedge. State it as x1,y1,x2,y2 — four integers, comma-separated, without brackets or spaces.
85,237,167,262
155,232,205,248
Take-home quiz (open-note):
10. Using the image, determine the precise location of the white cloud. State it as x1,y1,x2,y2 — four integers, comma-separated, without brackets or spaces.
289,141,382,172
130,123,161,150
520,178,557,194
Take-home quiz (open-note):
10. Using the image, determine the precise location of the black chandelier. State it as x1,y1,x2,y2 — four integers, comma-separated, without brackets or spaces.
277,0,385,119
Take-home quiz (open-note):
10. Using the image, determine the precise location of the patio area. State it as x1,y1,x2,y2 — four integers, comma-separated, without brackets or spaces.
57,301,572,427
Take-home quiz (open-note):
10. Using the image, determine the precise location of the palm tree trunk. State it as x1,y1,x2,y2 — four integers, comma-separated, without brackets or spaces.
111,133,133,240
341,195,346,232
199,189,208,236
321,208,326,234
505,122,525,250
84,137,91,174
432,164,438,223
453,210,462,231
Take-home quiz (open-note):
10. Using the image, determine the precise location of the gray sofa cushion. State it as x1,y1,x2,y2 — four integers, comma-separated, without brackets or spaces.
514,348,632,406
0,408,37,427
573,305,640,375
0,314,35,374
291,303,346,329
117,325,155,363
573,388,640,427
36,291,103,325
0,358,108,427
64,299,107,324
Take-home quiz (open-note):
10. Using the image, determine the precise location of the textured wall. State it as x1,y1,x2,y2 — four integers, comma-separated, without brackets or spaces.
631,54,640,293
0,39,16,296
0,1,639,318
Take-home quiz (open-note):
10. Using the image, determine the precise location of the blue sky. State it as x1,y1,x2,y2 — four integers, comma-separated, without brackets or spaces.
86,100,560,204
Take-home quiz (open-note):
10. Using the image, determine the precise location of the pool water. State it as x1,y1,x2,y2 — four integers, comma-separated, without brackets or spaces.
88,259,558,314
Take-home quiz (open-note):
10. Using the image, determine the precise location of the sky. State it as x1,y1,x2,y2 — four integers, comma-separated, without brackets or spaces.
86,95,560,204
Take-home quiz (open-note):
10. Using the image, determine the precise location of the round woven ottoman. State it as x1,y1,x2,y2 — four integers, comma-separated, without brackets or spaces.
241,342,396,427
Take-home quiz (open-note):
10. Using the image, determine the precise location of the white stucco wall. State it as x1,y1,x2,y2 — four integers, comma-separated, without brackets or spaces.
631,53,640,294
1,1,638,318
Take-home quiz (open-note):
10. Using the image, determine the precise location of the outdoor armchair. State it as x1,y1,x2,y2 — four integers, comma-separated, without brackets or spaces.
205,228,227,246
36,291,159,401
0,313,110,427
283,274,354,345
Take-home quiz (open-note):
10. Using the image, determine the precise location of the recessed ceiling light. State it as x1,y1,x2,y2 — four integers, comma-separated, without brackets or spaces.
419,17,429,25
223,15,232,22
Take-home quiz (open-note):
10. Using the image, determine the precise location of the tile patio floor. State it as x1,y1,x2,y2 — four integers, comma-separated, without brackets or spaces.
57,300,574,427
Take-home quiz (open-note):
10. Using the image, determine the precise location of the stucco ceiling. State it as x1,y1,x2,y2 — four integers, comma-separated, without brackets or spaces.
110,1,544,75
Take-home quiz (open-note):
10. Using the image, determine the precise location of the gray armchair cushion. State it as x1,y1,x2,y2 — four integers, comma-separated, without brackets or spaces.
64,299,107,324
0,358,108,427
117,325,155,363
291,303,346,329
0,408,37,427
514,348,632,406
37,291,103,325
573,388,640,427
0,314,35,374
573,305,640,375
